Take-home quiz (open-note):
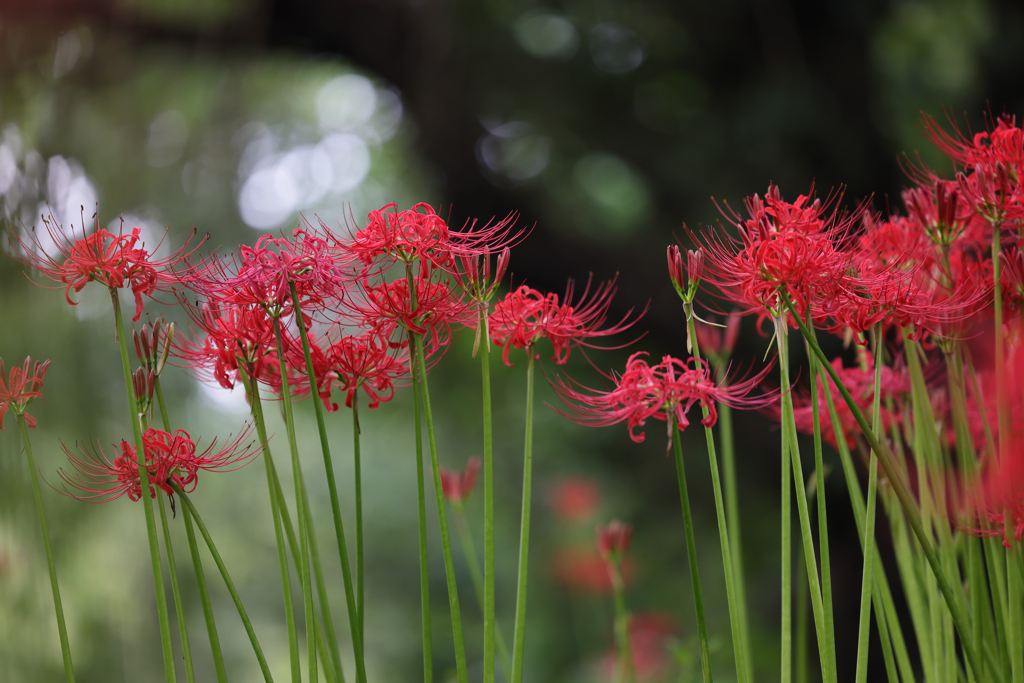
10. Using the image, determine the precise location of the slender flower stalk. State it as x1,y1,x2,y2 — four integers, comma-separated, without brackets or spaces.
782,291,985,682
853,326,883,683
109,287,178,683
672,415,714,683
153,373,228,683
237,367,302,682
408,327,433,683
510,349,536,683
479,307,497,683
13,411,76,683
156,490,197,683
410,324,469,683
272,317,319,683
353,397,364,648
288,281,365,683
171,485,275,682
684,306,751,683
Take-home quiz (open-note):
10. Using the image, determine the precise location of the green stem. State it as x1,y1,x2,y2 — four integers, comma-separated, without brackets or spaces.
16,414,76,683
610,561,636,683
411,328,469,683
782,291,984,682
157,492,196,683
480,308,496,683
853,326,883,683
353,397,364,654
778,319,793,683
154,378,227,683
239,368,302,683
671,415,713,683
1008,525,1023,683
805,314,836,683
685,311,750,683
795,510,809,683
273,317,318,683
109,287,176,683
408,328,433,683
453,509,513,680
171,485,275,682
289,282,363,683
510,348,536,683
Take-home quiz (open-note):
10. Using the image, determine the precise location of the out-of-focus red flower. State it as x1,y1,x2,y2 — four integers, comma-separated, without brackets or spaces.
440,457,480,505
601,611,677,682
958,432,1024,548
694,314,741,362
597,520,632,563
548,478,601,522
58,426,259,503
12,212,205,321
0,357,50,430
553,352,774,443
552,547,633,595
489,277,641,366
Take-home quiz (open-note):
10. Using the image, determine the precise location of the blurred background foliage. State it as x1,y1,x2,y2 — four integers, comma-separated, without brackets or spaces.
1,0,1023,681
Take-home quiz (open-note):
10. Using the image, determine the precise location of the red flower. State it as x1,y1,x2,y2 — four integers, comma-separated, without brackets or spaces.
0,357,50,430
548,477,601,522
174,301,277,391
553,352,773,443
488,277,641,366
348,203,453,271
597,520,632,563
601,612,677,682
552,547,633,595
13,212,205,321
58,426,259,503
353,272,469,353
286,329,409,411
439,457,480,505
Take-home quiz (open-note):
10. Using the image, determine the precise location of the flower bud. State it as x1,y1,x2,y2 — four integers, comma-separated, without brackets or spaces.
597,519,632,563
440,457,481,506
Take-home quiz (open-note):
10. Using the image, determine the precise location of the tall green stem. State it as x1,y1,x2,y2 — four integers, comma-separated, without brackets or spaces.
686,311,750,683
273,318,318,683
157,492,196,683
510,349,536,683
239,368,302,682
671,415,713,683
171,486,274,682
411,329,469,683
109,287,176,683
609,560,636,683
776,318,793,683
156,376,227,683
353,397,364,652
16,414,75,683
288,282,363,683
782,292,984,682
453,509,512,679
479,307,497,683
853,326,882,683
408,327,433,683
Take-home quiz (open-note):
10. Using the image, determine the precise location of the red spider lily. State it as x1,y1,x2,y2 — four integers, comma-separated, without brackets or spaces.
693,185,858,323
920,112,1024,171
601,612,677,682
12,211,206,321
57,426,260,503
784,355,911,450
552,352,774,443
958,436,1024,548
694,314,742,362
548,477,601,522
286,328,409,411
174,301,277,391
353,272,470,353
0,357,50,430
597,520,632,563
133,318,174,376
666,245,702,302
439,457,480,505
489,277,642,367
348,202,453,271
552,547,633,595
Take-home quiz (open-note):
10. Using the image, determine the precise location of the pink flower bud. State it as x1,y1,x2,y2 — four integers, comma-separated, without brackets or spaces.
440,457,481,505
597,520,632,562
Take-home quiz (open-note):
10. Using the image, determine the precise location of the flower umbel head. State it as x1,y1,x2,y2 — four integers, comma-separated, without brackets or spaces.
58,426,260,503
0,356,50,430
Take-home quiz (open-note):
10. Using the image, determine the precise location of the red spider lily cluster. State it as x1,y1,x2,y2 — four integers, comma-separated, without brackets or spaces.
58,427,260,503
553,352,774,443
0,356,50,430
